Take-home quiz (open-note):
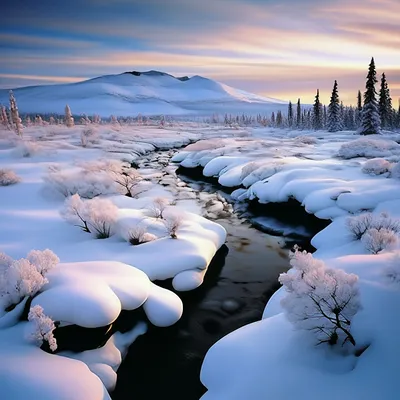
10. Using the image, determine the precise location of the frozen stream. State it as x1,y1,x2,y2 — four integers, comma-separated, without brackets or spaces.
112,150,325,400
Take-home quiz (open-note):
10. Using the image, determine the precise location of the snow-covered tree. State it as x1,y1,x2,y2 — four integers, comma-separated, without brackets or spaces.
64,105,74,127
360,58,381,135
279,248,360,346
26,249,59,276
312,89,323,130
9,91,23,136
270,112,276,127
379,73,393,130
27,305,57,352
327,80,342,132
0,105,10,129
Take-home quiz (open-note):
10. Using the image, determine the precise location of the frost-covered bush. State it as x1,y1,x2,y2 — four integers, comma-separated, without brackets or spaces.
61,194,118,238
45,167,117,199
391,162,400,179
337,138,400,159
128,225,157,245
362,158,391,175
0,249,58,311
347,212,400,240
26,249,59,275
279,248,360,346
110,166,143,197
0,168,21,186
163,213,183,239
362,228,398,254
147,197,170,219
346,213,374,240
384,254,400,284
28,305,57,352
294,135,317,145
80,127,98,147
15,140,40,158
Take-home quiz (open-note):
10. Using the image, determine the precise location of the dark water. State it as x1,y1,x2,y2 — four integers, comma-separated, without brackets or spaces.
112,154,325,400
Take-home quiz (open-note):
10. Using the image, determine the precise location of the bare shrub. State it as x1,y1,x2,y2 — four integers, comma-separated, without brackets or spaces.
347,212,400,240
128,225,157,245
279,248,360,346
0,168,21,186
362,228,398,254
61,194,118,239
346,213,374,240
80,127,98,147
147,197,170,219
15,140,39,157
163,213,183,239
26,249,59,275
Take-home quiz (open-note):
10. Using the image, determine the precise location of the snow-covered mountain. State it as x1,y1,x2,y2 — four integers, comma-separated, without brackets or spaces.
0,70,287,117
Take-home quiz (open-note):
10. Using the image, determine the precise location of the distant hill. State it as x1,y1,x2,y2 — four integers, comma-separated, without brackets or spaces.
0,70,288,117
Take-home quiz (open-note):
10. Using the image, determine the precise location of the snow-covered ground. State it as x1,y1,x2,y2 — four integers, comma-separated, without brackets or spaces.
172,128,400,399
0,71,288,117
0,123,228,398
2,122,400,399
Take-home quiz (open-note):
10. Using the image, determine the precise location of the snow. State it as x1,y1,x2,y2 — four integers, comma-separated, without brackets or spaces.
172,127,400,400
0,123,227,398
0,71,287,117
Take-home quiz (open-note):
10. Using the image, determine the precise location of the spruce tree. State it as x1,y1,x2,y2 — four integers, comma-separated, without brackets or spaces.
296,99,301,129
360,57,381,135
356,90,363,127
327,80,341,132
288,101,293,128
271,112,275,127
323,105,327,129
379,72,393,130
312,89,323,130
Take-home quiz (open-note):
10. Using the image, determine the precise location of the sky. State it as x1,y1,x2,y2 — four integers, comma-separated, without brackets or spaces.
1,0,400,104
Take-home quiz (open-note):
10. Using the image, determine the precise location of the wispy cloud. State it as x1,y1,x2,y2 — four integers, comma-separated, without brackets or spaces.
0,0,399,104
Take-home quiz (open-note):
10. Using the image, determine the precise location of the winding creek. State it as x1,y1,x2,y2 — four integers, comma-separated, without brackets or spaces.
112,149,329,400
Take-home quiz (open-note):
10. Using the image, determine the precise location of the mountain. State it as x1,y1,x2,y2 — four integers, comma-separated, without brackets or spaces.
0,70,287,117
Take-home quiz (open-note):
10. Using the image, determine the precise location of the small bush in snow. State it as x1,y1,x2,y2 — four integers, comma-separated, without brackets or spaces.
147,197,169,219
337,137,399,159
362,158,391,175
163,213,183,239
346,213,374,240
128,225,157,246
294,135,317,145
384,254,400,284
362,228,398,254
28,305,57,352
61,194,118,238
110,166,143,197
80,127,98,147
279,248,360,346
0,168,21,186
391,162,400,179
26,249,59,275
0,257,47,310
347,212,400,241
15,140,39,158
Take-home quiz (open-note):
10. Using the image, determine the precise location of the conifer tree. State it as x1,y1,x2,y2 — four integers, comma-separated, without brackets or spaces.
271,112,276,127
379,72,393,130
288,101,293,128
327,80,341,132
323,105,327,129
276,111,283,127
9,91,23,136
312,89,323,130
356,90,363,127
296,99,301,129
360,57,381,135
65,105,74,127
